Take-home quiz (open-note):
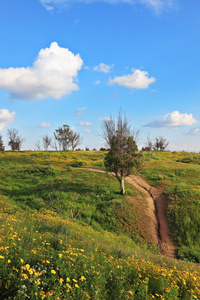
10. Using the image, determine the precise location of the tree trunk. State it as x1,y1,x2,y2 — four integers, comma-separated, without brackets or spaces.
120,178,125,195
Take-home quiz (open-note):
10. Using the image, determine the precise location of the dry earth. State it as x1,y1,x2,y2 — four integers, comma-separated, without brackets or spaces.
83,168,176,259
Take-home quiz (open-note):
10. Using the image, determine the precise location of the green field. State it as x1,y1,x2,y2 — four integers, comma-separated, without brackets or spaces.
0,150,200,299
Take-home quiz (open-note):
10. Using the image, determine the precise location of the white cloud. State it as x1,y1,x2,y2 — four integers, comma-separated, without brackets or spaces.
99,117,111,121
40,122,50,128
79,121,92,126
0,42,83,100
94,63,114,73
141,0,176,14
187,127,200,135
145,111,198,128
40,0,176,14
0,109,15,131
108,69,156,89
84,128,91,133
74,107,87,116
94,80,100,85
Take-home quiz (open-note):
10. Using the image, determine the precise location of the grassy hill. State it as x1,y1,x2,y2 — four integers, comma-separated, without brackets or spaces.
0,150,200,299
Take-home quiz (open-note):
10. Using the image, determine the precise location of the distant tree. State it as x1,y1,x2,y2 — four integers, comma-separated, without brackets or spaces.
0,134,5,151
42,135,52,151
54,125,71,151
54,125,82,151
51,139,58,151
70,132,82,150
100,147,108,151
35,140,41,151
154,136,169,151
143,133,153,156
102,111,144,195
7,128,25,151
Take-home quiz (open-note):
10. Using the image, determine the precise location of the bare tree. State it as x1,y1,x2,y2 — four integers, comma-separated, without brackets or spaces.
51,139,58,151
42,135,52,151
35,140,41,151
70,132,82,150
143,133,153,156
154,136,169,151
7,128,25,151
102,111,144,195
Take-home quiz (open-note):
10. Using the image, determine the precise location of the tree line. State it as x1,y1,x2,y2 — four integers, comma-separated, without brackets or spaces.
0,125,82,151
0,121,169,153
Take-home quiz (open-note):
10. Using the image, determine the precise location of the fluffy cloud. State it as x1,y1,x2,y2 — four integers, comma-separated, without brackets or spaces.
40,122,50,128
145,111,198,128
94,63,114,73
40,0,176,13
74,107,87,116
79,121,92,126
0,42,83,100
0,109,15,131
108,69,155,89
188,127,200,135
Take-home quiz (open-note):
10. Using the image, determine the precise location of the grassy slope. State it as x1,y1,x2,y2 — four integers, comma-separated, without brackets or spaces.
141,151,200,262
0,150,200,299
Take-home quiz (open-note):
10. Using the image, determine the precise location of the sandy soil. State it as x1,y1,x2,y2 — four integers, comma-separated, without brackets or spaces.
79,168,176,258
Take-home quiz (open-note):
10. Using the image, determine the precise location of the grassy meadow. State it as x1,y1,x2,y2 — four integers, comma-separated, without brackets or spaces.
0,150,200,299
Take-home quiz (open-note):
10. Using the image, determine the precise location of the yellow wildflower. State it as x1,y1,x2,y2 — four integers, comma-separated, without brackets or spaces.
59,278,64,284
80,275,86,281
51,270,56,274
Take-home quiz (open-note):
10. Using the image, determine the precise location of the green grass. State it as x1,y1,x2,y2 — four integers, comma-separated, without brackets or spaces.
1,150,200,299
142,151,200,263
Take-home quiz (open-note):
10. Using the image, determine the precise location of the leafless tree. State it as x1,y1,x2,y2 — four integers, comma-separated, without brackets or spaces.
144,133,153,156
70,132,82,150
51,139,58,151
42,135,52,151
35,140,41,151
7,128,25,151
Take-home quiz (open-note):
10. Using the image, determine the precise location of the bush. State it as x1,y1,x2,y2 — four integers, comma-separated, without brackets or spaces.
71,161,86,167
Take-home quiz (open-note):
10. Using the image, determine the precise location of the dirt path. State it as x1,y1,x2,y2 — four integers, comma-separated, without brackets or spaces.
80,168,176,258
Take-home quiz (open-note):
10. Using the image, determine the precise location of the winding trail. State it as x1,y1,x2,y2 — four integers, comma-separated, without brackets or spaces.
81,168,176,259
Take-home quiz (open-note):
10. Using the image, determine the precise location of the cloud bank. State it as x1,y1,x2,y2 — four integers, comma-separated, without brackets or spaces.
145,111,198,128
40,0,176,14
0,109,15,131
0,42,83,100
108,69,156,89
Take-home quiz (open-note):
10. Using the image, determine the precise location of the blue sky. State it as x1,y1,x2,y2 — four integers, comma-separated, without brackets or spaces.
0,0,200,151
